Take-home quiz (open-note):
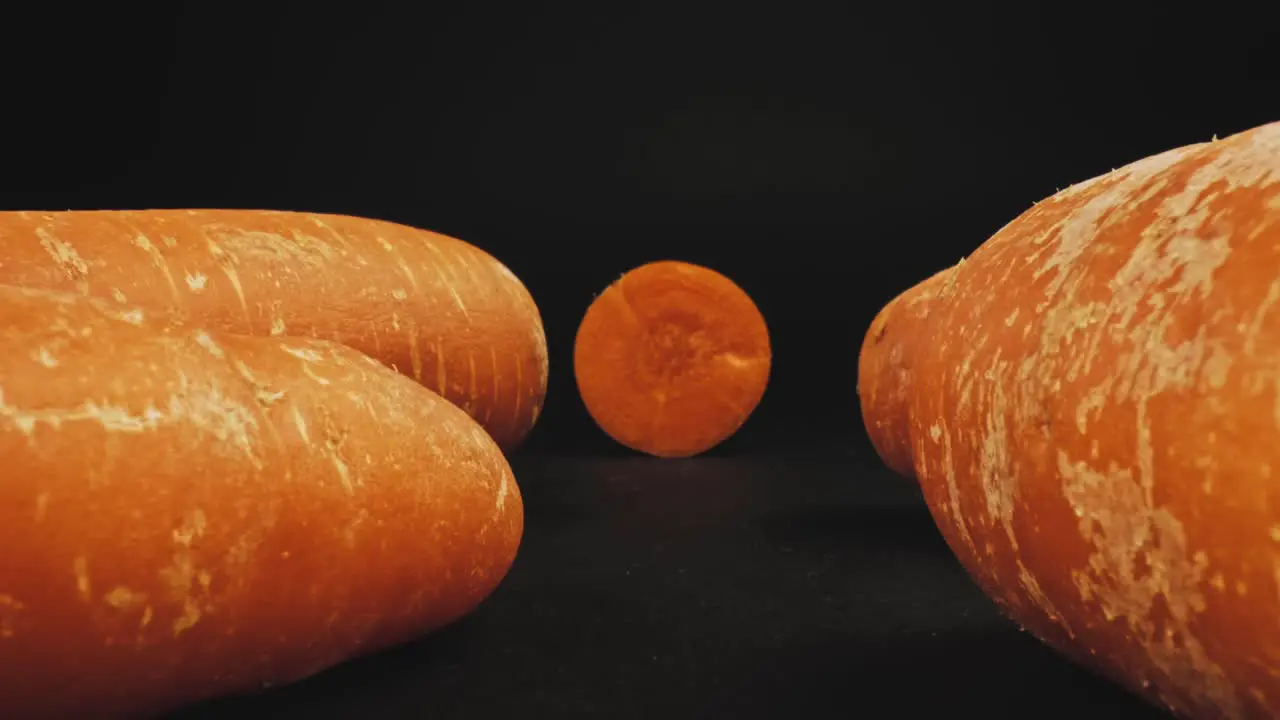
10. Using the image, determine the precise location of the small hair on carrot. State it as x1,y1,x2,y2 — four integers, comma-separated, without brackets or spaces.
573,260,771,458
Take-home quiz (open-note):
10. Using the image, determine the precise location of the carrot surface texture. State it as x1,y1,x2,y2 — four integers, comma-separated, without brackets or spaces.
858,120,1280,719
0,283,521,719
0,209,548,451
574,260,771,458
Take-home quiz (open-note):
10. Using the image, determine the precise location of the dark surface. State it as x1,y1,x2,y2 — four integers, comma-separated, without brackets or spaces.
170,454,1171,719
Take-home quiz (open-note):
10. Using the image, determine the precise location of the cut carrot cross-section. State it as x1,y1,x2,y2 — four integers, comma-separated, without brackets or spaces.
573,260,771,457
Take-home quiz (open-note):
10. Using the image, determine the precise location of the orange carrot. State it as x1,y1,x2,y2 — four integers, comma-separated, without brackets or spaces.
0,209,548,451
858,120,1280,718
573,260,771,457
0,283,521,718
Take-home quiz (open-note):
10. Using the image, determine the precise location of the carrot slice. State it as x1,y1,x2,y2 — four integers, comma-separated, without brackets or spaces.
573,260,771,457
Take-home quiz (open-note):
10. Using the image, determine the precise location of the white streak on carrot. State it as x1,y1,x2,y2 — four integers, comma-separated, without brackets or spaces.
35,228,89,289
290,406,311,444
31,347,58,368
205,239,250,321
450,243,486,296
131,234,181,304
512,357,523,432
1244,279,1280,357
408,320,424,381
328,446,353,495
0,386,260,464
193,332,225,359
375,234,421,292
281,345,333,386
467,351,477,413
73,557,91,602
113,308,146,326
280,346,324,363
486,346,498,425
301,365,331,386
398,258,420,292
435,339,447,395
103,586,146,610
495,472,508,512
444,275,470,317
230,360,287,412
423,242,470,318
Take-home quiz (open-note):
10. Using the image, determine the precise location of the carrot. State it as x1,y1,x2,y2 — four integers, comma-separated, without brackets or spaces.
0,283,522,719
858,120,1280,719
0,209,548,451
573,260,771,457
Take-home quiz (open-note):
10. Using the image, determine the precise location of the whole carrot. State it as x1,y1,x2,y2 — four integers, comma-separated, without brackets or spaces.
859,120,1280,718
0,209,548,450
0,283,522,718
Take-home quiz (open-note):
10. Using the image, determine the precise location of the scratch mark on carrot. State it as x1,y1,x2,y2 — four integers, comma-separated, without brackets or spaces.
435,339,447,395
186,272,208,293
495,472,509,512
291,406,311,444
131,234,182,303
408,321,423,381
376,234,421,292
73,556,91,601
424,242,471,318
513,357,523,431
468,350,477,412
206,239,250,322
486,346,499,425
397,258,419,292
35,228,90,289
451,243,485,291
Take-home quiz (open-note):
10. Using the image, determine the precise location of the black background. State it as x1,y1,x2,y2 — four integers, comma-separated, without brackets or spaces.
1,4,1276,718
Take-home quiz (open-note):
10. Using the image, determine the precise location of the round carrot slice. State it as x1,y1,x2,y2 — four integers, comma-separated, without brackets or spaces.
573,260,772,457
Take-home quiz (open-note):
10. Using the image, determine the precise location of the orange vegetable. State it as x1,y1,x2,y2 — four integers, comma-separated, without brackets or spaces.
858,120,1280,718
0,283,521,718
573,260,771,457
0,209,548,451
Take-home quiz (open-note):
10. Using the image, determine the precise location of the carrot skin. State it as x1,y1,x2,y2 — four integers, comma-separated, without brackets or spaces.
0,283,523,718
858,121,1280,719
0,209,548,451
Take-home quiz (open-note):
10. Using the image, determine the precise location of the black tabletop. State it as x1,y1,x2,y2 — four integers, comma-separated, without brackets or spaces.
170,452,1169,719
